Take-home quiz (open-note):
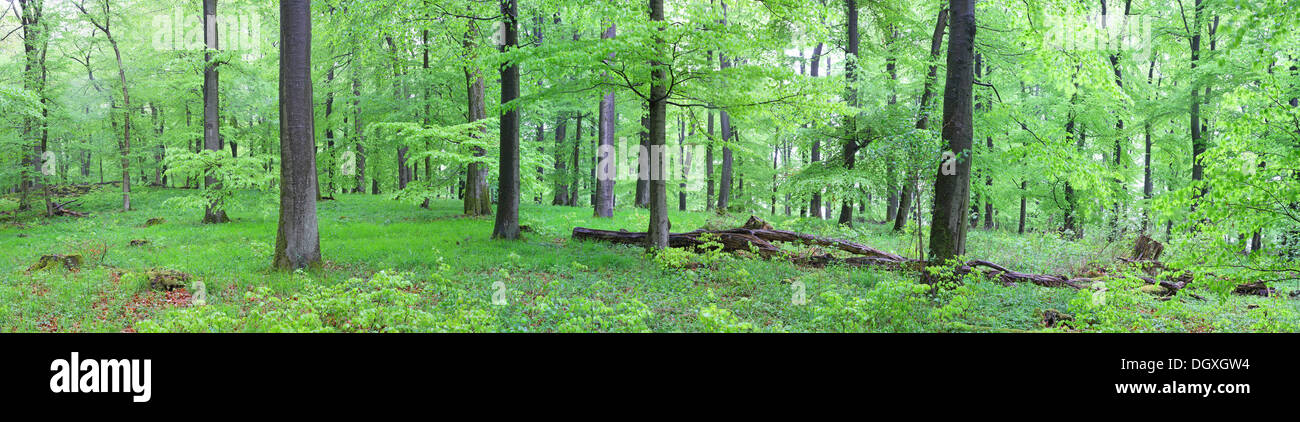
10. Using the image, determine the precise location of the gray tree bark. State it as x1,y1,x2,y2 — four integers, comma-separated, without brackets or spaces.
272,0,322,270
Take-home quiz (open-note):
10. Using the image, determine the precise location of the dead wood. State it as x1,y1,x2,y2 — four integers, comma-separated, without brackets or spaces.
573,216,1291,298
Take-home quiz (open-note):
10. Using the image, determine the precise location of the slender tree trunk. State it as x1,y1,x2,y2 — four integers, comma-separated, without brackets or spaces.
838,0,860,226
110,32,131,210
202,0,229,223
1142,55,1157,233
464,30,491,216
17,0,49,215
975,54,994,230
571,113,582,206
927,0,975,263
809,42,824,219
885,36,899,223
593,21,616,218
76,0,135,212
553,115,570,205
353,72,367,194
272,0,322,270
1018,180,1027,234
420,21,433,208
646,0,670,250
706,107,715,211
680,115,688,211
895,7,949,232
635,107,650,208
492,0,522,240
1189,0,1205,203
716,2,734,212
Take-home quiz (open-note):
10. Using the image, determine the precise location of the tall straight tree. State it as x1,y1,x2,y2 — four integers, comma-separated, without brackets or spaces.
74,0,132,212
646,0,670,249
716,1,734,212
464,24,491,216
808,42,824,219
492,0,522,240
838,0,860,226
202,0,229,223
895,7,948,232
16,0,49,215
928,0,975,263
272,0,322,270
594,20,617,218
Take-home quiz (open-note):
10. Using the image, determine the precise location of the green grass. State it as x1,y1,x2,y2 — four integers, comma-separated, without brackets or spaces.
2,185,1297,333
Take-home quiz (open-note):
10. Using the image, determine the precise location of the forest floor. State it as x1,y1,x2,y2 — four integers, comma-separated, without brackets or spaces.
2,185,1297,333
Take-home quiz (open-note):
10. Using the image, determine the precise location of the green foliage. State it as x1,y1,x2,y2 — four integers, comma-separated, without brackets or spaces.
1,187,1297,333
162,150,276,216
138,271,497,333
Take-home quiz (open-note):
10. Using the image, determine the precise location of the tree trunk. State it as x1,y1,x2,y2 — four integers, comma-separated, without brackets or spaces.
895,7,949,232
492,0,522,240
716,2,734,212
272,0,322,270
553,115,569,205
593,20,616,218
928,0,975,263
571,113,582,206
17,0,49,216
202,0,229,223
1018,180,1027,234
706,108,715,211
1189,0,1205,203
809,42,824,219
635,107,650,208
352,68,367,194
680,115,688,211
885,34,899,223
464,28,492,216
1140,57,1157,233
646,0,670,250
838,0,860,227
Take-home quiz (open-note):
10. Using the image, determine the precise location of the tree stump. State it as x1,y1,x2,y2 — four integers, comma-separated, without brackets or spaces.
28,254,83,272
147,269,192,291
1131,234,1164,261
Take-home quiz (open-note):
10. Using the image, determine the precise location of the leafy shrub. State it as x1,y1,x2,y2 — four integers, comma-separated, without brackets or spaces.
137,271,496,333
696,304,754,333
811,281,935,332
527,295,653,333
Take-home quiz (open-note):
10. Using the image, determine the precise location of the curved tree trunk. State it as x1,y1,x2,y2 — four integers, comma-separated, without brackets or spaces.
895,7,948,232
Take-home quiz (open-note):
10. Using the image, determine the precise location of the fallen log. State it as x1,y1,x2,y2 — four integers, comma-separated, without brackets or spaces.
570,227,785,258
50,199,88,217
572,216,1292,298
572,217,1084,289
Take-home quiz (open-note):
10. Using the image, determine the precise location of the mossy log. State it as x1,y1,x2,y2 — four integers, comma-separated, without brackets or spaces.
147,269,191,291
28,254,83,272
